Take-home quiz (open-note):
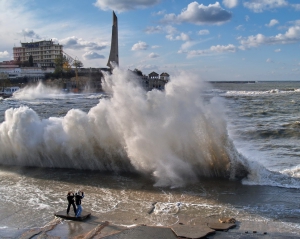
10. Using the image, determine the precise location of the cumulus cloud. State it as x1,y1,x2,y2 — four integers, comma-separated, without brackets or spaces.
209,44,236,53
0,51,9,58
132,41,149,51
165,25,178,35
238,24,300,49
20,29,41,39
222,0,239,8
149,52,159,58
275,48,281,52
198,29,210,35
162,2,232,25
245,15,250,22
180,41,198,50
266,58,273,63
83,51,105,60
266,19,279,27
60,36,107,50
152,45,161,49
244,0,288,13
94,0,161,12
166,32,191,41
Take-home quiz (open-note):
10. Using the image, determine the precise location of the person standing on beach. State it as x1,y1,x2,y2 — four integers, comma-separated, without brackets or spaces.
75,191,84,217
66,191,77,215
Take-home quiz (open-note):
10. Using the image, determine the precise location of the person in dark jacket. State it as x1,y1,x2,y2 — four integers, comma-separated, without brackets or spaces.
75,191,84,217
66,191,76,215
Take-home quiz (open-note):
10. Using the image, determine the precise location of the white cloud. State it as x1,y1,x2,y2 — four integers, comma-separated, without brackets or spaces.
244,0,288,13
266,58,273,63
162,2,232,25
0,51,9,59
210,44,236,53
198,29,210,35
149,52,159,58
238,24,300,49
166,32,191,41
94,0,161,12
165,25,178,35
181,41,198,50
266,19,279,27
222,0,239,8
131,41,149,51
275,48,281,52
152,45,161,49
59,36,107,50
83,51,105,60
245,15,250,22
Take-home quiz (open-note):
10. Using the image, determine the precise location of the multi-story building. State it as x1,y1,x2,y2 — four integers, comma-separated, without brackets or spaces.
13,40,63,68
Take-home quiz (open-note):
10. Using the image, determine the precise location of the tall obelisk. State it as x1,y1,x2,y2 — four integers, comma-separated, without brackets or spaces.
107,11,119,69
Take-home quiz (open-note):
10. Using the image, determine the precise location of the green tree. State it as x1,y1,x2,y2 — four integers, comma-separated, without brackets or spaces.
73,60,83,68
134,68,143,76
54,55,67,74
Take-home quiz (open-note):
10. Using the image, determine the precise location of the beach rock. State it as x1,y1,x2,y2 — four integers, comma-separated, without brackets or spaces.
208,223,236,231
171,224,215,238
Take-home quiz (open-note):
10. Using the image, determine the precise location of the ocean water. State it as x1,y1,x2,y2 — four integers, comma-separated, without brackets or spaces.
0,69,300,235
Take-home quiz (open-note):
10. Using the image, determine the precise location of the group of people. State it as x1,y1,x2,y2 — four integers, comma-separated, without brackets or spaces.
66,191,84,217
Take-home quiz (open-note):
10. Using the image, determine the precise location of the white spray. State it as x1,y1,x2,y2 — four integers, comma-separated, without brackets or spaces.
0,68,247,187
12,81,66,100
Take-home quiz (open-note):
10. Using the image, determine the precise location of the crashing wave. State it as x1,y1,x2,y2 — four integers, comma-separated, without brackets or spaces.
0,68,249,187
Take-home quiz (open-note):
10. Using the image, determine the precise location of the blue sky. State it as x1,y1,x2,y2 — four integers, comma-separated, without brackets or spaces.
0,0,300,81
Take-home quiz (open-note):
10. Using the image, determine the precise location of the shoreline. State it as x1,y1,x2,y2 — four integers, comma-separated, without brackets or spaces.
1,214,300,239
1,167,300,237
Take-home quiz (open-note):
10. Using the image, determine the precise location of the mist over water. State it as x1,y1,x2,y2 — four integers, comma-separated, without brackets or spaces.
0,68,248,187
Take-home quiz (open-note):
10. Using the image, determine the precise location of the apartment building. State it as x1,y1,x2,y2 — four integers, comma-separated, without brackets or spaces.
13,40,63,68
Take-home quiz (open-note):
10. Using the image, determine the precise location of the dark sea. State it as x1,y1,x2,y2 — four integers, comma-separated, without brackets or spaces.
0,69,300,235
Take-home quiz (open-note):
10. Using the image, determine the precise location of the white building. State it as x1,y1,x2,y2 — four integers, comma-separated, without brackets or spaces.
13,40,63,68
